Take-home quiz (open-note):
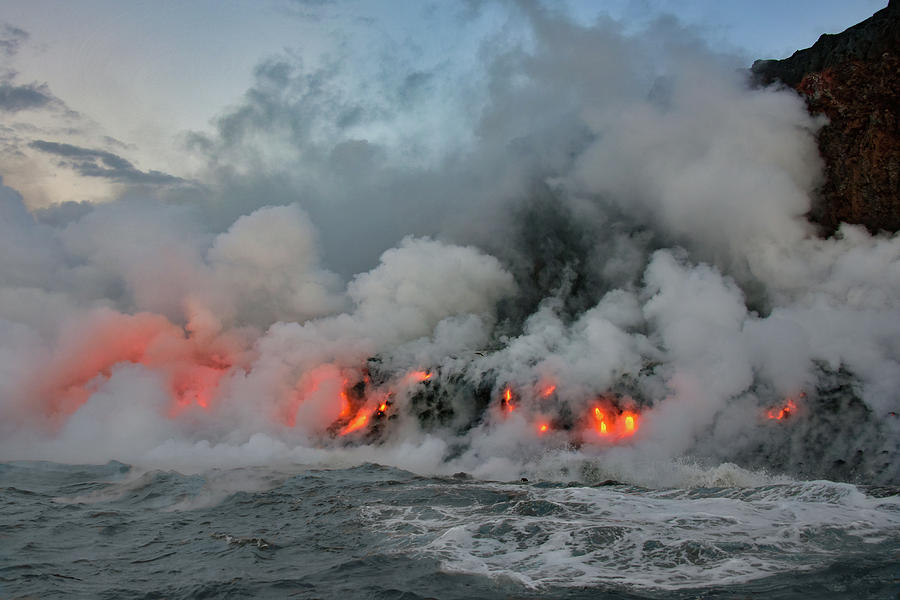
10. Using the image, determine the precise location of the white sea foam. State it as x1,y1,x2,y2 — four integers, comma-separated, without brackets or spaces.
362,480,900,590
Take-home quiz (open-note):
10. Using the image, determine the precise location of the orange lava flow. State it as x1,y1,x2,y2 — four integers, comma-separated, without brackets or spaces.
340,411,369,435
501,386,515,412
339,390,351,418
591,405,639,439
621,411,638,435
593,407,608,435
767,398,798,420
35,311,659,447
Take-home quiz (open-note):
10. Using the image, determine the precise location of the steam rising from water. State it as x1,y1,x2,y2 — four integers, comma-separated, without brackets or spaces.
1,4,898,486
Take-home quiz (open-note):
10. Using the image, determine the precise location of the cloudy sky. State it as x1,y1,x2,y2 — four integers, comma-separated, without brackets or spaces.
0,0,886,216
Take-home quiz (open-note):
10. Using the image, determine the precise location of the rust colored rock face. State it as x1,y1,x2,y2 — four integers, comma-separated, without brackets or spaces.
752,1,899,234
799,55,900,233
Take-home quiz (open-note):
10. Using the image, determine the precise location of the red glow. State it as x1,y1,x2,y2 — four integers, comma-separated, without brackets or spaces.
593,407,608,435
591,405,639,439
281,365,348,427
169,363,229,416
767,398,798,420
339,390,351,418
340,411,369,435
33,309,658,448
29,309,242,425
620,411,638,436
32,311,175,419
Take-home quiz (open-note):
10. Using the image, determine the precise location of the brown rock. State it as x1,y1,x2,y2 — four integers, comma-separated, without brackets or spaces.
752,1,900,234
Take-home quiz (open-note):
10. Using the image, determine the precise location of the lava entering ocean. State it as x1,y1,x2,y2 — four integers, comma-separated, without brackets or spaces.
28,319,841,454
18,311,658,448
0,1,898,488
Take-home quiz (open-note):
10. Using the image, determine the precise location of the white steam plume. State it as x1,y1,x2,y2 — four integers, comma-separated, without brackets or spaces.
0,4,897,487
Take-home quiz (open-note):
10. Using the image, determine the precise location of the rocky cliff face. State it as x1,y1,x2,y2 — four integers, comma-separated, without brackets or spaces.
752,1,899,234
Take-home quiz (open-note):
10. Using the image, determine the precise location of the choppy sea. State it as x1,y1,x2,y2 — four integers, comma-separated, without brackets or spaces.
1,461,899,599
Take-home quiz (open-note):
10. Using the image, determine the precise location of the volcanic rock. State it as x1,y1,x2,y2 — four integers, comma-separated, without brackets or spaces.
752,1,900,234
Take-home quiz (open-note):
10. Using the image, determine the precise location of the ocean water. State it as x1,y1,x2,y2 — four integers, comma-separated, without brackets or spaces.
2,461,898,599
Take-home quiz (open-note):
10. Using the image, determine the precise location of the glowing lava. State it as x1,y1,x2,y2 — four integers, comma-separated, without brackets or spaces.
409,371,432,382
592,405,639,439
623,412,637,433
32,312,651,448
337,389,350,418
593,408,608,435
767,398,798,420
340,411,369,435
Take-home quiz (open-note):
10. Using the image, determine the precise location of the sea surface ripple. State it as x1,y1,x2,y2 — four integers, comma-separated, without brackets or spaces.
1,461,898,599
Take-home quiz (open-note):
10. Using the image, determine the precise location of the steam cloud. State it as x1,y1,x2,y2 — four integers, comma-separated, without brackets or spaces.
1,3,898,487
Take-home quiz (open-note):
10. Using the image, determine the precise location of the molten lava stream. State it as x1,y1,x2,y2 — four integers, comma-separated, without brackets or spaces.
340,410,369,436
501,386,515,413
408,370,432,383
594,408,607,434
339,390,351,418
767,397,799,420
591,406,640,440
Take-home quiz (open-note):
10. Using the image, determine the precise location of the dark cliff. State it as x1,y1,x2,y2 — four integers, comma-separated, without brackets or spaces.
752,1,900,234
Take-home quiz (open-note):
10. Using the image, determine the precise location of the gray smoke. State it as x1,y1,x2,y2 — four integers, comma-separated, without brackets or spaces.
0,3,897,486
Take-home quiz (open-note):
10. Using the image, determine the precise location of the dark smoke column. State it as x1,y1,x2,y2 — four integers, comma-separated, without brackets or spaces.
752,0,900,235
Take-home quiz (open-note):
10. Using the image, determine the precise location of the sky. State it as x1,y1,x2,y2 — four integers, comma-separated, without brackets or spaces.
0,0,886,213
